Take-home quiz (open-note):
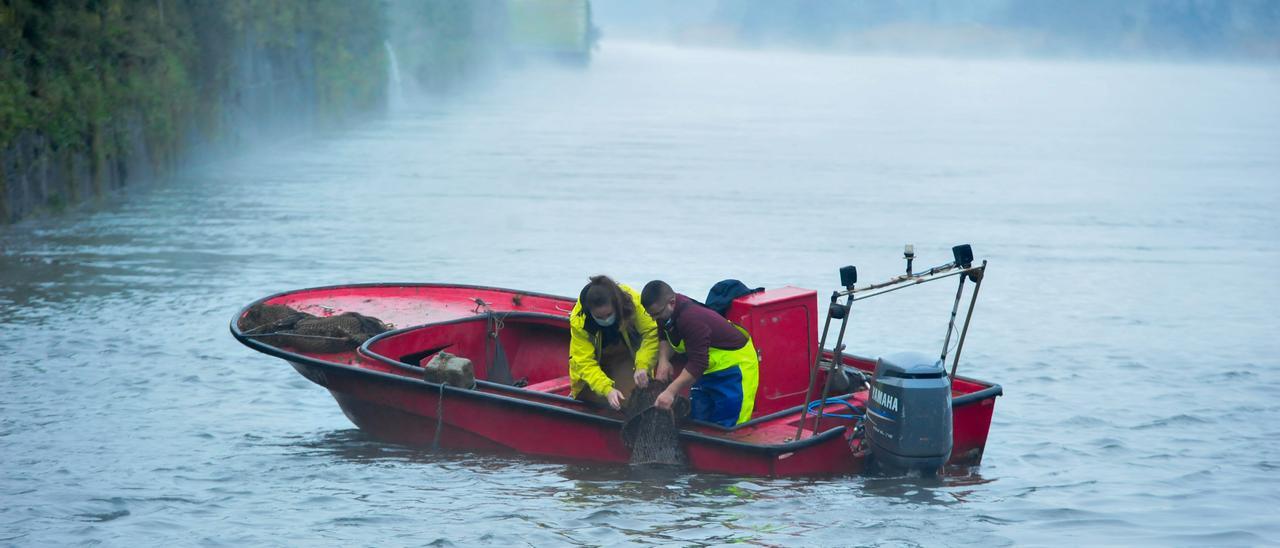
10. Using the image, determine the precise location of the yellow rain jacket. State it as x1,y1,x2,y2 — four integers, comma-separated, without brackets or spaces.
568,284,659,398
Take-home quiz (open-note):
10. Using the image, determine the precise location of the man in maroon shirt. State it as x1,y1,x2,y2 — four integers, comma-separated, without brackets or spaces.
641,280,760,427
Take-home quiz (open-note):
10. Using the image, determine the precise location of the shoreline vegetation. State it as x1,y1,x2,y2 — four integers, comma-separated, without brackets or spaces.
1,0,387,224
1,0,595,225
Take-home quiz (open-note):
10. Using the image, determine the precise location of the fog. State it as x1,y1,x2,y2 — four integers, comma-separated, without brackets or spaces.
593,0,1280,60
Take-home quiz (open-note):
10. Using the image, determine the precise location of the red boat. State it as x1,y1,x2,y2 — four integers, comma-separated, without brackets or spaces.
231,248,1002,476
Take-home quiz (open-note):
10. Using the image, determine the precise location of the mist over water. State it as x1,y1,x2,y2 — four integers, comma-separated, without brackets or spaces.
2,39,1279,545
594,0,1280,61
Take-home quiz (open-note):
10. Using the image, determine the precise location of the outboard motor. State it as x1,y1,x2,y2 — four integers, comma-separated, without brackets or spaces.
866,351,952,474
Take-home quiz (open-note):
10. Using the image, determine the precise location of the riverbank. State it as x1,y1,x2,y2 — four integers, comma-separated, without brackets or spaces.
0,1,389,224
0,1,533,225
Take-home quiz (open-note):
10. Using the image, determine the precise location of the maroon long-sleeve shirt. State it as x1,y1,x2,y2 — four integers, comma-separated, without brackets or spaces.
661,294,748,378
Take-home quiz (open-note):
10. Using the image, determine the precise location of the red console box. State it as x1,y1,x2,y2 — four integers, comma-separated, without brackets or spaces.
725,286,819,417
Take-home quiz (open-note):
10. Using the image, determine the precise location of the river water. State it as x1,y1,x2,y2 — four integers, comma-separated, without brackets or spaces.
2,43,1278,545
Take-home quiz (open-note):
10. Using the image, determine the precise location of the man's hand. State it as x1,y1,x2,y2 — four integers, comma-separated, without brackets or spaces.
607,389,626,410
655,359,673,382
654,389,675,411
633,368,649,389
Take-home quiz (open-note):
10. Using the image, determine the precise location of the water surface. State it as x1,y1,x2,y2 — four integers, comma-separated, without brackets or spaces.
2,43,1278,545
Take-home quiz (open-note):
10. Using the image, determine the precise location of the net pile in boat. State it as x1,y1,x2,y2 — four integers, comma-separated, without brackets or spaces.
237,303,391,353
621,383,689,467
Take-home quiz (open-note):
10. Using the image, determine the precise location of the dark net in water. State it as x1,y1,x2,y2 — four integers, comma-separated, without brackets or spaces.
621,383,690,467
237,303,391,354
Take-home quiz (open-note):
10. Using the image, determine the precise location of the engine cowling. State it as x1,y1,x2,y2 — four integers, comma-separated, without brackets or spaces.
865,351,953,473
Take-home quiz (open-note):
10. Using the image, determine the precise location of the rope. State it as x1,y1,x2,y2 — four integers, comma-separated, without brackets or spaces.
491,311,506,333
471,298,510,331
432,381,444,451
806,397,864,420
473,297,516,384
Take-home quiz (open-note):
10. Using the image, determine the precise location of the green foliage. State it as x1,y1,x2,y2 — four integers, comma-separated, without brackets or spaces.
0,0,388,152
306,0,387,115
0,0,198,152
509,0,590,53
44,191,65,212
387,0,504,92
222,0,387,116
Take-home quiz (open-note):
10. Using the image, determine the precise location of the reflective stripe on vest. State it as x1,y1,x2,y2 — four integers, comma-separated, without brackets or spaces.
670,324,759,425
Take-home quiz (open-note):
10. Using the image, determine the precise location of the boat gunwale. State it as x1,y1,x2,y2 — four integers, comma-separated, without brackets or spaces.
237,281,577,308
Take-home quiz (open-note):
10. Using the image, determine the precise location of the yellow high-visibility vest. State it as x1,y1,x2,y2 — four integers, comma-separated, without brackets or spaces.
671,324,759,425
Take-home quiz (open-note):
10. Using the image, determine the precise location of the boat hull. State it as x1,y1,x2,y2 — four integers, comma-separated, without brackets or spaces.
289,358,863,476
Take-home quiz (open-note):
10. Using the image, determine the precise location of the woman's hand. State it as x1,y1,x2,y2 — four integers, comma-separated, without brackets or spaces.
633,368,649,389
655,359,673,382
607,389,626,410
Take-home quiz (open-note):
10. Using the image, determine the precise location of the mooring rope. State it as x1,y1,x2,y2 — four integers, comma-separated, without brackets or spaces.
432,381,445,451
473,297,515,385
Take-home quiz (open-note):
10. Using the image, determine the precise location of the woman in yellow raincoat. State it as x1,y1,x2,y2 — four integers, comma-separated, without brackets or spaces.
568,275,660,410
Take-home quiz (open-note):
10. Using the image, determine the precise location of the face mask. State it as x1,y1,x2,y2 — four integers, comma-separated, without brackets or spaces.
593,313,616,327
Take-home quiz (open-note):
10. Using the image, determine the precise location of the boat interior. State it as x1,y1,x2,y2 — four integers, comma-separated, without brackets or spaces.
360,312,575,394
353,310,884,441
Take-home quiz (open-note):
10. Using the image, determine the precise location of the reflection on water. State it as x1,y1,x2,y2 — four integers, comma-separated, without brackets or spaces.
1,42,1278,545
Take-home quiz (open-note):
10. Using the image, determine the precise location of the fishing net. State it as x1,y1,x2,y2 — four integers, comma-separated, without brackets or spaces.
621,382,690,467
237,303,391,353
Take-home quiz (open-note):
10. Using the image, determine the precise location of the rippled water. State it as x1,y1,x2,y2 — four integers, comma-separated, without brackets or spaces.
3,43,1279,545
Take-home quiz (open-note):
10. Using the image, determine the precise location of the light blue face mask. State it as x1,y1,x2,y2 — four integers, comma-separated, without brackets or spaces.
593,313,616,327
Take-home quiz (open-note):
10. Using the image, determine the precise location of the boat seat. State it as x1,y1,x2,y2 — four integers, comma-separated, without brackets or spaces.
524,375,572,396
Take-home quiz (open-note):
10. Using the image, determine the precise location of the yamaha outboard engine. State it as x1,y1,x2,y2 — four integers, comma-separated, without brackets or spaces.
866,351,952,474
